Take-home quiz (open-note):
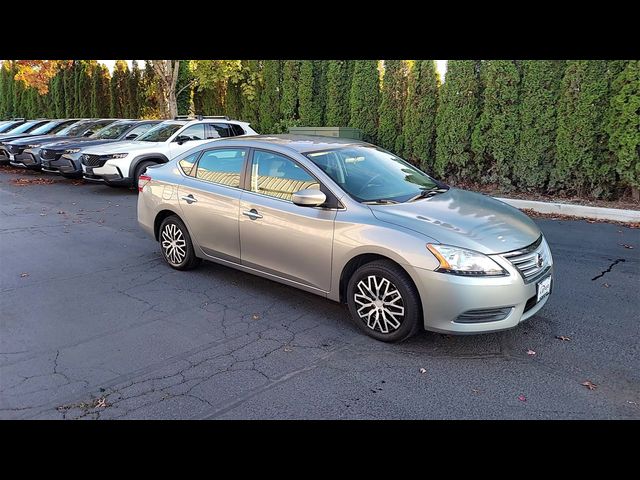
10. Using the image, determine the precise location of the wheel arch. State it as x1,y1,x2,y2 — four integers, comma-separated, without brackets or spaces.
153,208,182,241
128,153,170,179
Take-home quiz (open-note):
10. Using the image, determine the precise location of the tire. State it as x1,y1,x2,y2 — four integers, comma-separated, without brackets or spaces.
133,161,156,190
158,215,201,270
346,260,422,343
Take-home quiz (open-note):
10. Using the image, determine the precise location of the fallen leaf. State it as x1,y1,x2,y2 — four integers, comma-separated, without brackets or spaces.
526,349,536,356
419,368,427,374
556,335,571,342
581,380,597,391
471,388,480,394
518,394,527,402
284,347,292,352
620,244,634,249
252,314,260,320
39,213,46,216
603,283,610,288
20,272,29,278
95,398,108,408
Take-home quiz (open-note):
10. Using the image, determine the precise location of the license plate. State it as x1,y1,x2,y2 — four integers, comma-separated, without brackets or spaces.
537,276,552,302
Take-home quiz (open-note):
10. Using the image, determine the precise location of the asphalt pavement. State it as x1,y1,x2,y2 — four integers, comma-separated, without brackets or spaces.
1,168,638,419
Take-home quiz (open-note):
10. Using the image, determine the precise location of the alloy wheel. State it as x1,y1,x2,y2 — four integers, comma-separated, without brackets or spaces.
161,223,187,266
354,275,405,334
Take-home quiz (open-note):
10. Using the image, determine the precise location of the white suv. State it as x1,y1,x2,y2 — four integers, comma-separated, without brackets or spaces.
81,116,257,188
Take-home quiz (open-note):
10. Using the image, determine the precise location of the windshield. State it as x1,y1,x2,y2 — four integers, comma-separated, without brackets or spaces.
0,122,22,133
57,121,96,137
4,121,40,134
305,146,439,203
91,122,134,140
30,121,66,135
136,123,182,142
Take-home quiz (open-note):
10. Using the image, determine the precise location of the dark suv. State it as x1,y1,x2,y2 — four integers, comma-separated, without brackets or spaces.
41,119,162,178
0,119,80,164
8,119,117,171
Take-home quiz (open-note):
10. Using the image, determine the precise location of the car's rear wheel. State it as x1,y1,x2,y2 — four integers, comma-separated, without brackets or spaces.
346,260,422,342
134,161,156,190
158,216,201,270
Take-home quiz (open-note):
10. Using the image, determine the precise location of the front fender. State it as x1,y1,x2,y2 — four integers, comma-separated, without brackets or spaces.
128,153,170,179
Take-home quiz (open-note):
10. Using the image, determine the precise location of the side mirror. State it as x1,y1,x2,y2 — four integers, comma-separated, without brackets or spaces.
125,133,139,140
292,188,326,207
83,130,94,137
175,135,190,145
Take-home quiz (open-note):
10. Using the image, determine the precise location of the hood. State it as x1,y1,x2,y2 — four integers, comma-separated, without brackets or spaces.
82,141,163,155
8,134,76,146
368,188,540,254
43,138,118,152
0,133,33,142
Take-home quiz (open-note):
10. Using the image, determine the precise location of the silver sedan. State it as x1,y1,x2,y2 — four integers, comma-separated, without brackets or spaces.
137,135,553,342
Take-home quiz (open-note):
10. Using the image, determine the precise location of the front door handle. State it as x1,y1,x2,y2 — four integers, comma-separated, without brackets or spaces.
242,209,263,220
181,194,197,204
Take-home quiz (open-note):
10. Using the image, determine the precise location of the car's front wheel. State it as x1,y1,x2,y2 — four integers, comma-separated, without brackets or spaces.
346,260,422,342
158,216,201,270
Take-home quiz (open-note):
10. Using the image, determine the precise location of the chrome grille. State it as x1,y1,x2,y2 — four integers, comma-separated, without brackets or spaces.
41,149,58,160
502,236,551,283
81,154,105,167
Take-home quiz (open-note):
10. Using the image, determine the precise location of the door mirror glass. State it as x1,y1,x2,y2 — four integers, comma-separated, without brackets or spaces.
292,188,327,207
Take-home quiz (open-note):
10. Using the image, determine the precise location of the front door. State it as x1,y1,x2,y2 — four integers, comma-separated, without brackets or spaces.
168,124,211,159
239,149,336,292
177,148,247,262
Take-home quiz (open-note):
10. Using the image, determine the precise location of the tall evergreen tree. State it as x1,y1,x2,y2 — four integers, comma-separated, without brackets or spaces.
606,60,640,198
471,60,521,187
176,60,191,116
325,60,354,126
239,60,262,129
298,60,326,127
378,60,409,153
550,60,611,197
90,64,110,118
75,61,92,118
402,60,439,169
225,79,243,119
13,75,26,117
50,69,65,118
513,60,565,190
349,60,381,142
0,63,10,118
63,62,76,117
110,60,131,118
434,60,481,179
129,60,142,118
280,60,301,122
141,61,161,118
258,60,282,133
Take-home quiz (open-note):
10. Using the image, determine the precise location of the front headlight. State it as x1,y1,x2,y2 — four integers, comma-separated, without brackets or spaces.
64,148,81,154
108,153,128,159
27,144,41,148
427,244,508,276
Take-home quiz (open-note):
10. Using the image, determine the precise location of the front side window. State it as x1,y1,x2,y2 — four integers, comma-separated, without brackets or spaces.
305,146,438,203
195,148,246,187
250,150,320,202
178,124,206,141
137,122,184,142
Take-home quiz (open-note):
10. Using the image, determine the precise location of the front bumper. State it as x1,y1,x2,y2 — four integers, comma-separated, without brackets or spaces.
0,146,11,164
11,148,42,170
412,259,554,334
82,162,131,185
44,153,82,176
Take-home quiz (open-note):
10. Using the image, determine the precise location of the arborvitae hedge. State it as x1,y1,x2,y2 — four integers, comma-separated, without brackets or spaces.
402,60,439,170
378,60,409,153
225,80,243,120
259,60,282,133
175,61,191,116
280,60,300,123
551,60,611,197
434,60,480,179
298,60,325,127
349,60,380,142
325,60,353,126
130,61,142,118
606,60,640,196
513,60,565,190
471,60,521,188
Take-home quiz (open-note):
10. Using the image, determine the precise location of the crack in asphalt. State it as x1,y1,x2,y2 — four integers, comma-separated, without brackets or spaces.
591,258,626,281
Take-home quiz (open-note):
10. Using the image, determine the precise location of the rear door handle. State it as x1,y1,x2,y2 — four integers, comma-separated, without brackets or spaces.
242,209,263,220
181,194,197,204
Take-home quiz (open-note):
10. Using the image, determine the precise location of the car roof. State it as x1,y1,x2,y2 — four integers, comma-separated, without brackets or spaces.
216,134,370,153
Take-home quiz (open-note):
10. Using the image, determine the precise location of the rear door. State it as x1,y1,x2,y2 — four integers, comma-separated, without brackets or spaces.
176,147,248,263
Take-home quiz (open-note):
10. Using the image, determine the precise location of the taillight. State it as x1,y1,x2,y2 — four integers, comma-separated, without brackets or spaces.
138,174,152,192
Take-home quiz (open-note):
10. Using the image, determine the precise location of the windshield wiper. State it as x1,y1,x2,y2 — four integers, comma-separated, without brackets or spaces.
362,199,399,205
407,187,448,202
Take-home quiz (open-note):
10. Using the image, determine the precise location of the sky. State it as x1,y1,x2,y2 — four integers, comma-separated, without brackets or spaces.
98,60,449,82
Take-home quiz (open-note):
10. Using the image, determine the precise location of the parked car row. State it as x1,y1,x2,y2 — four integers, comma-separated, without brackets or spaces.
0,116,257,188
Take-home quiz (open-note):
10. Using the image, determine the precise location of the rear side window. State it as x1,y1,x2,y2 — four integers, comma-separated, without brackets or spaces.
206,123,232,139
195,148,247,188
178,152,198,176
230,124,245,136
